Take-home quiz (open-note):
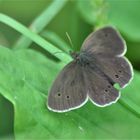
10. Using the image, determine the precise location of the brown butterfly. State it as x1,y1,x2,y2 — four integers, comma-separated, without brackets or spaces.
47,27,133,113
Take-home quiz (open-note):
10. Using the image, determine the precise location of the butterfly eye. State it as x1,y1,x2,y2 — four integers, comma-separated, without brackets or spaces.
57,93,61,96
115,74,119,78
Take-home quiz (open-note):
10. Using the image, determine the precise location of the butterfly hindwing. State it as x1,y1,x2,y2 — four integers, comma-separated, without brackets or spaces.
47,61,87,112
83,64,120,106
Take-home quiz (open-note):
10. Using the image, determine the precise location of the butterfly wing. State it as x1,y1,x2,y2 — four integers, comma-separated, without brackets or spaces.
81,27,126,56
83,64,120,106
93,56,133,88
81,26,133,88
80,26,133,106
47,61,87,112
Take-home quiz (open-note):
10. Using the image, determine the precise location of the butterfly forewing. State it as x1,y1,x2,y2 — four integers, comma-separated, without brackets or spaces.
47,62,87,112
93,56,133,88
81,27,126,56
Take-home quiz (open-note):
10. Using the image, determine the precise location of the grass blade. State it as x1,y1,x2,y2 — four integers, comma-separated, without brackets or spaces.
13,0,68,49
0,13,72,63
41,30,71,53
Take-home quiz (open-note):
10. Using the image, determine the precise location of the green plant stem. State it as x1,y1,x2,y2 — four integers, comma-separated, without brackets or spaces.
13,0,68,49
0,14,72,63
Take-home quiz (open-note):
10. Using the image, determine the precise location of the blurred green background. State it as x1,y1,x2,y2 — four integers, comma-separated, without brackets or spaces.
0,0,140,139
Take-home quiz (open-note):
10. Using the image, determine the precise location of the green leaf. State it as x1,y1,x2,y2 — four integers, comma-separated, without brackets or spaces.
77,0,140,41
77,0,108,27
107,0,140,41
0,95,14,139
0,46,64,139
0,46,140,139
120,71,140,117
126,40,140,66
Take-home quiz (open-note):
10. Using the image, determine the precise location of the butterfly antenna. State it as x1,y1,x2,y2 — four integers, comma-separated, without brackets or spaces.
66,32,74,50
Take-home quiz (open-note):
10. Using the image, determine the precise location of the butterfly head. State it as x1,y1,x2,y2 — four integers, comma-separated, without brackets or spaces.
70,51,80,60
70,51,91,66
